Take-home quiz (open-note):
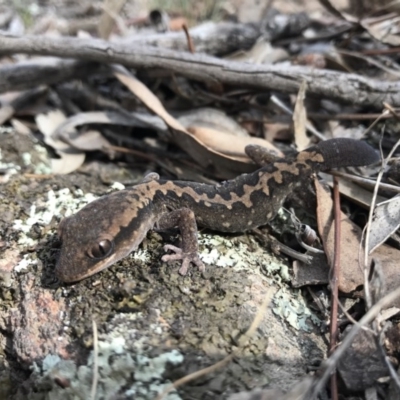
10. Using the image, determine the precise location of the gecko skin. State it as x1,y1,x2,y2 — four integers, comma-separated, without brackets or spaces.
56,138,379,282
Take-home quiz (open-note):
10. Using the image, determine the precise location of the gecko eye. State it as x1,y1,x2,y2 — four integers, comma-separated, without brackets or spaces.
88,239,114,259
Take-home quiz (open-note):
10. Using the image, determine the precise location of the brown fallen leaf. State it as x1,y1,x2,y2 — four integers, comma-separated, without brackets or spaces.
315,179,365,293
187,126,283,158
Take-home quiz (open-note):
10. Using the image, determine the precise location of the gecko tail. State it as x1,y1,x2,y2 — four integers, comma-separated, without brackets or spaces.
312,138,380,170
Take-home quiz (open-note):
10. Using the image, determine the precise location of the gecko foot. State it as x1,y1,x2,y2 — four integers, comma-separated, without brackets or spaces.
162,244,205,275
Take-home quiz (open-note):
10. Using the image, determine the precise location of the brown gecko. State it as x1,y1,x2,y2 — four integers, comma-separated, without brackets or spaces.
55,138,379,282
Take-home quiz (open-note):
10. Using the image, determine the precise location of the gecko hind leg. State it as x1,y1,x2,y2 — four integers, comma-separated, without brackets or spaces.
157,208,205,275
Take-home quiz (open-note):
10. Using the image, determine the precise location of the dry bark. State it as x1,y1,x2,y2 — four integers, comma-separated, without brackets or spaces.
0,34,399,107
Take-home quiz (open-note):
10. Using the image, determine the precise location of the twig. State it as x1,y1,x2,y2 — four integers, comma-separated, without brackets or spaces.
329,177,341,400
91,319,99,400
182,24,195,53
308,111,398,120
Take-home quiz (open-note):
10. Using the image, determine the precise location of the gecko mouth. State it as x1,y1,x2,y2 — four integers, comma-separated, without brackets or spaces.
55,259,111,283
55,250,117,283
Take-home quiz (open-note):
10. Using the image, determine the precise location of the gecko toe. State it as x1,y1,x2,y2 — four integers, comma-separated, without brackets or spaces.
162,245,205,275
163,244,182,254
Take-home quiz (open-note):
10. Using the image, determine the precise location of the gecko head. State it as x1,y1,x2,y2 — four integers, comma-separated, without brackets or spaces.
55,211,119,283
55,191,154,282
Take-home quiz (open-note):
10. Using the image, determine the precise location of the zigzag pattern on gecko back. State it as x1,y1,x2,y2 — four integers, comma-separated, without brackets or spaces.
55,138,379,282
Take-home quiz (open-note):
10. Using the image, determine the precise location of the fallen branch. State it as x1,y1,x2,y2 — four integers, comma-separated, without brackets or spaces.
0,34,399,107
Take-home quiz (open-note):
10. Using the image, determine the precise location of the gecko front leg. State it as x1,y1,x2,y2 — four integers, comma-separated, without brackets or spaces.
157,208,205,275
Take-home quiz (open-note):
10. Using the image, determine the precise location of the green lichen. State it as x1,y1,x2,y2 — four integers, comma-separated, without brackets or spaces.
272,286,321,331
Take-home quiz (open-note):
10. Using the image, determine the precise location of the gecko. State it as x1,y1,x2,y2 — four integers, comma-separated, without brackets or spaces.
55,138,379,282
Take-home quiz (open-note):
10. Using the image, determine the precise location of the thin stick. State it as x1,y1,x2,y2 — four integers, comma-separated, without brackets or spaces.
329,177,341,400
182,24,195,53
90,320,99,400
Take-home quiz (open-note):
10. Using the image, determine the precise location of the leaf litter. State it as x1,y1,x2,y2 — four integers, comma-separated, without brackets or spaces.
1,1,400,399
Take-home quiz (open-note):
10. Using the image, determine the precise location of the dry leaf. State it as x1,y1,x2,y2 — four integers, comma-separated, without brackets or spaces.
369,244,400,308
50,111,144,149
10,118,32,135
98,0,126,40
36,110,85,174
361,14,400,46
368,195,400,253
64,129,112,152
315,179,365,293
177,108,250,138
114,68,187,132
293,80,310,151
187,126,283,158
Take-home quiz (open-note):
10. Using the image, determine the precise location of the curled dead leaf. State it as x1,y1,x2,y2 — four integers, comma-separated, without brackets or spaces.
113,65,279,177
36,110,85,174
